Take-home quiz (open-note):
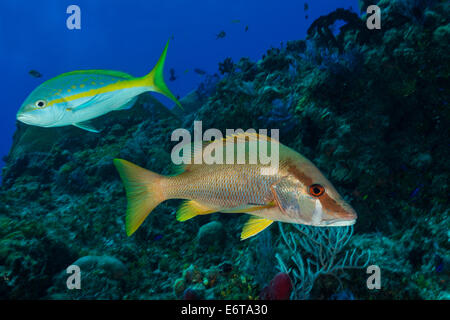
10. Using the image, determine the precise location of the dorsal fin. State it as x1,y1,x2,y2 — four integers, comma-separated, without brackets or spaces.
169,141,211,175
170,133,282,175
54,69,133,80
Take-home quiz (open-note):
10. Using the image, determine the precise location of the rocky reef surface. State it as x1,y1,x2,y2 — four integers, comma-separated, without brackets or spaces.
0,0,448,299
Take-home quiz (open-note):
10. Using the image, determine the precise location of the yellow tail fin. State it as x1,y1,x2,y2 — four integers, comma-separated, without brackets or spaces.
113,159,165,236
145,40,183,109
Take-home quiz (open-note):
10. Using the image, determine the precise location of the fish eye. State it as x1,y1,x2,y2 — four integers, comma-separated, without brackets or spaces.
309,184,325,197
35,100,47,108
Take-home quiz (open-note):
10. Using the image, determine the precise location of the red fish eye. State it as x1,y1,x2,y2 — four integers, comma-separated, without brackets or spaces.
309,184,325,197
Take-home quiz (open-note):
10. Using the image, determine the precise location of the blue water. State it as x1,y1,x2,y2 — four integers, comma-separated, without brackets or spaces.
0,0,358,176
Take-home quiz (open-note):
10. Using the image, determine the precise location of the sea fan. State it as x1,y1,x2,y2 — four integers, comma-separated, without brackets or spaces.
276,223,370,300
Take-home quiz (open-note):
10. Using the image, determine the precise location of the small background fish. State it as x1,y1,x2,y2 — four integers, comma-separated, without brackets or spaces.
194,68,206,75
216,31,226,39
28,70,42,78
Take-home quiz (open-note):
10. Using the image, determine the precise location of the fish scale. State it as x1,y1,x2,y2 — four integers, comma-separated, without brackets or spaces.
164,163,278,209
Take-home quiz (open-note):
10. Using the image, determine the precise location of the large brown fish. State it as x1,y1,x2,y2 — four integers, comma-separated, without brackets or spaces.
114,133,357,239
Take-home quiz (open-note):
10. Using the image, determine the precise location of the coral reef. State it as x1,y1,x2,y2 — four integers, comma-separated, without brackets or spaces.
0,0,448,300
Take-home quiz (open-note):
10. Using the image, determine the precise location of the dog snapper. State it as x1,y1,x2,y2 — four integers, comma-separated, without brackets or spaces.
114,133,357,239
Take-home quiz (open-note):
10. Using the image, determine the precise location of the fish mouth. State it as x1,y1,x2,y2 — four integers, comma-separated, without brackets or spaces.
323,218,356,227
322,207,357,226
17,113,33,124
308,198,357,227
17,112,60,127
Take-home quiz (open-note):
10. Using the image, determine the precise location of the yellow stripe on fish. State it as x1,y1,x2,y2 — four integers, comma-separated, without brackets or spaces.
114,133,358,240
46,77,148,107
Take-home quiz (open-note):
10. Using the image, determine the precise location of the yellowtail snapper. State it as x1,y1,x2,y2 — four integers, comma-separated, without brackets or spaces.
17,40,182,133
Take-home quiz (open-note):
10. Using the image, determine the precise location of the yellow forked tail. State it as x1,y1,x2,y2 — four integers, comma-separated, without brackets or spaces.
145,40,183,109
113,159,166,236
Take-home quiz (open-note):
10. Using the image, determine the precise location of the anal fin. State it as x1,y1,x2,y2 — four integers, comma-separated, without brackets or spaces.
73,120,100,133
176,200,217,222
241,216,274,240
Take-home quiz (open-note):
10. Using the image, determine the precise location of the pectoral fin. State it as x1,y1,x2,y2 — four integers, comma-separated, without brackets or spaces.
70,94,104,111
73,121,100,133
241,216,274,240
